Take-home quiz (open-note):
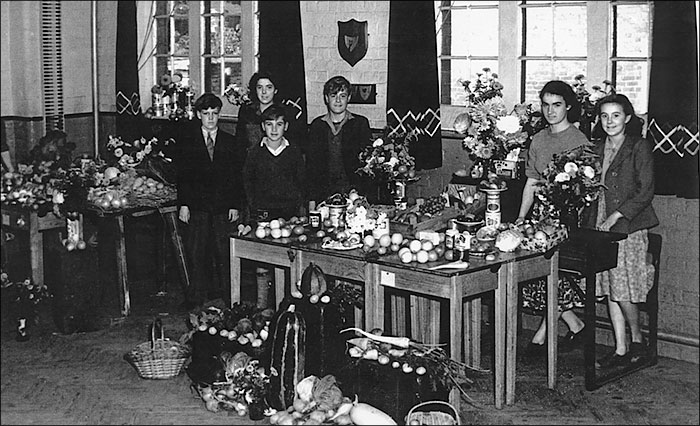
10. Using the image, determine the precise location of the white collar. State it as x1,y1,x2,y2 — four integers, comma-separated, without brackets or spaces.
261,137,289,156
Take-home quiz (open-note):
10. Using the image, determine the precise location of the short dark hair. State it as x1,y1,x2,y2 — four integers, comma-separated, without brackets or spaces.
324,76,351,97
248,70,278,93
539,80,581,123
194,93,222,112
261,104,287,123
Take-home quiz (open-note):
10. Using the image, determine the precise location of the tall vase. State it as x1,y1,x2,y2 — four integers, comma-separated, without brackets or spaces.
559,208,580,230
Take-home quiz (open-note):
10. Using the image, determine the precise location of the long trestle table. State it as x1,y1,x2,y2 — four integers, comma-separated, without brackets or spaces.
229,234,559,410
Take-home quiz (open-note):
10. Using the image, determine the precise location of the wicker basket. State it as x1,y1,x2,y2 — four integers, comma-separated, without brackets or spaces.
405,400,460,425
124,318,191,379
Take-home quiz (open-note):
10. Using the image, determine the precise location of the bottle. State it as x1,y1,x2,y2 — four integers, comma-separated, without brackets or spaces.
445,219,458,250
454,230,471,261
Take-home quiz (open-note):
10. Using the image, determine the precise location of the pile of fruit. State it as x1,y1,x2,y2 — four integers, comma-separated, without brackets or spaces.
182,303,276,351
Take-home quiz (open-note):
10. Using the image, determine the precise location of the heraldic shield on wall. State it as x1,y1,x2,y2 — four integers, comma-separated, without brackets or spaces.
338,19,368,66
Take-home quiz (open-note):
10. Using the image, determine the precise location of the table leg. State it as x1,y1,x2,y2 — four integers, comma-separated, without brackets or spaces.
29,212,44,286
494,265,506,409
115,215,130,317
230,238,241,306
364,264,380,330
584,271,597,390
546,251,559,389
505,262,518,406
156,216,167,294
449,276,463,413
463,298,482,368
162,211,190,290
274,267,285,308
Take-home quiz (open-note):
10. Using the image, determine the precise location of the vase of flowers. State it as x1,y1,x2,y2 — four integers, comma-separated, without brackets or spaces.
533,144,606,229
455,69,542,170
356,129,418,204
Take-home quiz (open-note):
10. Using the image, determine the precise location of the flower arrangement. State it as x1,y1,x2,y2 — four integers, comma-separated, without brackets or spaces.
106,135,173,172
356,129,417,182
533,144,606,226
572,74,615,136
458,97,531,161
1,271,52,321
224,83,252,106
458,67,503,105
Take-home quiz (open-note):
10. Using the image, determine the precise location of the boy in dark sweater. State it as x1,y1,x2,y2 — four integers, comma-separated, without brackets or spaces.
243,104,307,221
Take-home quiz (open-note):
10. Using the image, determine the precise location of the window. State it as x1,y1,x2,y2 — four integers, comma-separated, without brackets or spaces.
436,1,500,106
520,1,588,105
435,1,653,124
611,1,652,114
148,1,258,116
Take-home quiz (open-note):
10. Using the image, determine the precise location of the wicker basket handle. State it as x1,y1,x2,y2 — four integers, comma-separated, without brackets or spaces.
150,317,166,351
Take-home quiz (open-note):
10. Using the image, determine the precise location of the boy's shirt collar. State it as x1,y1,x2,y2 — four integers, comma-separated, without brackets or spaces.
201,127,217,141
322,111,355,135
261,136,289,156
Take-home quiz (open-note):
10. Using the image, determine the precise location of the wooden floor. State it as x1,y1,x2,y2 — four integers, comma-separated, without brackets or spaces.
1,275,698,426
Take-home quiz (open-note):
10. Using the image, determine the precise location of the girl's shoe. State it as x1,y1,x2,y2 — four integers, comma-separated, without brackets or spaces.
596,350,631,369
559,325,586,352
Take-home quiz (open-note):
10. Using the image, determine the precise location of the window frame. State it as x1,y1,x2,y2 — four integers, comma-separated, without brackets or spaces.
437,1,653,134
141,1,257,118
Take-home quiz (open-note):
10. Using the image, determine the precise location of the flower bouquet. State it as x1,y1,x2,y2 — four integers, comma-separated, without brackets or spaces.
224,83,252,106
533,144,606,228
572,74,615,138
356,129,417,182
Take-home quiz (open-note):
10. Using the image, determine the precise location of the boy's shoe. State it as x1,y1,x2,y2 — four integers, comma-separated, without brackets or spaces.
596,350,631,369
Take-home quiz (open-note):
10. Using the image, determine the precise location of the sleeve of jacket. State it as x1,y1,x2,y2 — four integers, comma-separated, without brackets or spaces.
242,147,256,211
175,136,196,207
617,138,655,221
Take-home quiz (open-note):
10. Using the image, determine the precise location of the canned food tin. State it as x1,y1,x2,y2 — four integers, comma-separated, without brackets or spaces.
309,210,322,229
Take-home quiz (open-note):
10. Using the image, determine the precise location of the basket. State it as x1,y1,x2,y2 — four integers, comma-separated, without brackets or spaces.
124,318,191,379
520,226,569,252
405,400,460,425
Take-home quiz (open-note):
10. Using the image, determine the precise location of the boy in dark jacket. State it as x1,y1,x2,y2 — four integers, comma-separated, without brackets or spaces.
176,93,246,309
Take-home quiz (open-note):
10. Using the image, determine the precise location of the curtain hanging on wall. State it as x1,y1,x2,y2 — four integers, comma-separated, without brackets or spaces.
258,0,308,132
647,1,699,199
387,0,442,170
115,0,145,143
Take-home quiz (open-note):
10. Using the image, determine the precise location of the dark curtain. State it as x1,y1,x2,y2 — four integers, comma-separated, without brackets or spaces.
387,1,442,170
115,0,145,143
258,0,308,127
647,1,699,198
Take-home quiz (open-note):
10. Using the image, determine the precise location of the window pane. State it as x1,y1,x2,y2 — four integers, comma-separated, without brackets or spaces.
224,15,241,55
205,57,223,94
205,0,223,14
205,16,221,55
156,18,170,54
174,17,189,55
553,6,586,56
225,60,242,88
525,7,552,56
615,61,649,114
524,60,586,105
615,4,650,57
173,1,189,16
225,1,241,14
450,9,498,57
452,1,498,6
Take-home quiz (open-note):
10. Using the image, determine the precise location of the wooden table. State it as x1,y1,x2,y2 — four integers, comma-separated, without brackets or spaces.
229,234,560,410
230,236,373,326
559,228,628,390
1,205,66,286
370,248,559,410
87,204,190,316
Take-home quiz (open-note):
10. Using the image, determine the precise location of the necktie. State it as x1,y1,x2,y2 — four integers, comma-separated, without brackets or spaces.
206,133,215,161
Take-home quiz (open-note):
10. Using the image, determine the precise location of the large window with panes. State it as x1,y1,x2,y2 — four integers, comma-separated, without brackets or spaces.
141,0,258,117
436,1,652,131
